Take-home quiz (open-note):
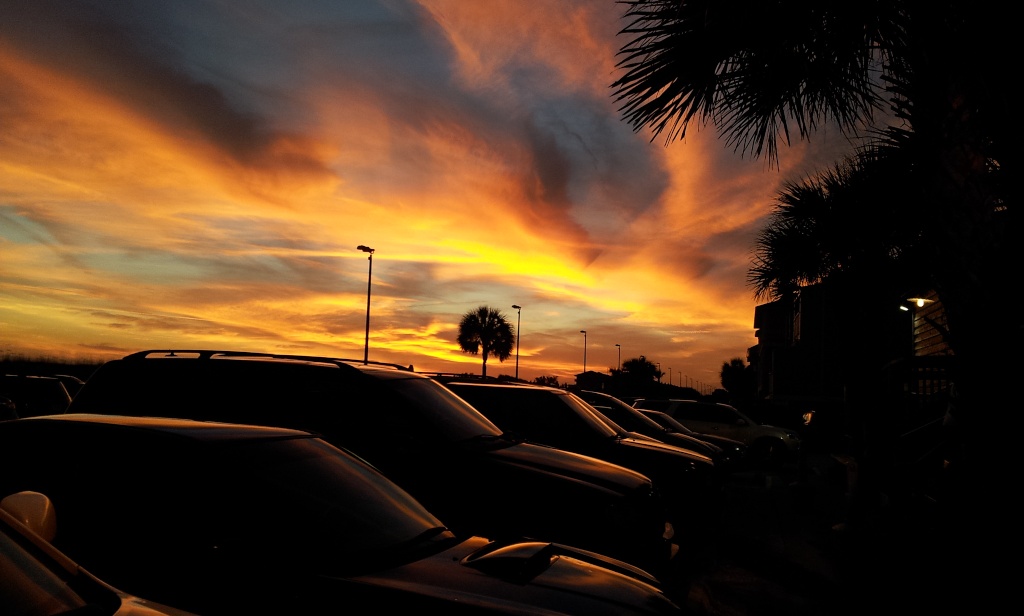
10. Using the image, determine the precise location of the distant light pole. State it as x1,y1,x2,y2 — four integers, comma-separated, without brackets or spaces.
580,330,587,373
615,344,621,371
356,245,374,364
512,305,522,380
668,367,672,385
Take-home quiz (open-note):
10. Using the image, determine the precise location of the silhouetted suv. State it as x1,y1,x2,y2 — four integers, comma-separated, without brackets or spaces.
66,350,677,574
0,415,683,615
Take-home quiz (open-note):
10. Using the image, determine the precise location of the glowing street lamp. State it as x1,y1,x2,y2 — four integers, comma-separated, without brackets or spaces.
580,330,587,373
356,245,374,364
512,305,522,379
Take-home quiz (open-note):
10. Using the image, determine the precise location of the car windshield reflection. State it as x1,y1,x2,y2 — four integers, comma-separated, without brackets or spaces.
563,393,622,438
386,377,505,442
184,437,454,571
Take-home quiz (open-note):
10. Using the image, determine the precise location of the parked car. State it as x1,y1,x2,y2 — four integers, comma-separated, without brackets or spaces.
633,399,801,464
0,415,683,615
0,374,72,418
438,381,721,544
53,374,86,397
1,490,198,616
639,408,699,433
575,389,748,471
65,350,676,574
0,396,15,421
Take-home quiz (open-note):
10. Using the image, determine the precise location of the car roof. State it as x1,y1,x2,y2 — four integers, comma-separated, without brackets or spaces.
118,349,418,374
443,381,565,393
3,413,314,443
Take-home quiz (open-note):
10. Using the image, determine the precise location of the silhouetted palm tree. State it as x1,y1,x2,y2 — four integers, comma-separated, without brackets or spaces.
612,1,903,162
748,148,934,402
719,358,753,402
457,306,515,378
748,148,926,302
611,0,1016,466
619,356,661,395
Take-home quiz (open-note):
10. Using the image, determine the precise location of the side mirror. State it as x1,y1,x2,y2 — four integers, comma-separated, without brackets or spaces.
1,491,57,542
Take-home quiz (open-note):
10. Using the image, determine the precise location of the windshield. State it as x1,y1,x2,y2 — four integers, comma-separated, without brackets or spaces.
562,392,620,437
646,410,696,434
583,393,665,433
2,425,455,579
0,521,92,612
198,437,452,570
386,376,505,442
728,405,757,424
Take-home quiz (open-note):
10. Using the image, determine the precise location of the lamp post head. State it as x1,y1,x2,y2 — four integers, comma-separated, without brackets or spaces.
512,304,521,310
580,330,586,334
356,245,375,254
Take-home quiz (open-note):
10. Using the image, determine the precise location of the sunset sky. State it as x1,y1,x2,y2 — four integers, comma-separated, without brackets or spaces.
1,1,855,386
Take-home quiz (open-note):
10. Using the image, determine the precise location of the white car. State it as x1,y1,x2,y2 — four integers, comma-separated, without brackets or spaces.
633,399,801,464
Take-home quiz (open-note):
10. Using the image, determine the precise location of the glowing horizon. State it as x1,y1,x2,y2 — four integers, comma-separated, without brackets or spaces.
0,1,853,386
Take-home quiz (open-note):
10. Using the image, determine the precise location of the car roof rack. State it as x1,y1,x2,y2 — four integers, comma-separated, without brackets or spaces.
421,373,533,385
121,350,415,372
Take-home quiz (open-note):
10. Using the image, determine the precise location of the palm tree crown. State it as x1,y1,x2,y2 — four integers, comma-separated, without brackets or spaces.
457,306,515,377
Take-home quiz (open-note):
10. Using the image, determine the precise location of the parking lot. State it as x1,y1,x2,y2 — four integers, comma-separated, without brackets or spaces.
671,450,984,616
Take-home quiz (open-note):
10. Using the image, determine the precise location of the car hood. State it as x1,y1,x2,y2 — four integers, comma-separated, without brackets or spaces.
617,434,714,466
648,430,722,456
343,536,682,615
486,441,655,497
690,432,747,452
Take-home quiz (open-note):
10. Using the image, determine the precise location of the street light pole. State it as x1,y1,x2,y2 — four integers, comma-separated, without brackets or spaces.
615,343,620,371
356,245,374,364
580,330,587,373
512,304,522,380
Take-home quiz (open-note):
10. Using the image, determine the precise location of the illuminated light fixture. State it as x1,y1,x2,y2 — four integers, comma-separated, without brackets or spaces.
512,305,522,379
357,245,375,364
580,330,587,373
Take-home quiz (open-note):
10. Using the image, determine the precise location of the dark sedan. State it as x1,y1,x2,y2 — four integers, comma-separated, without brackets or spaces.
0,415,684,615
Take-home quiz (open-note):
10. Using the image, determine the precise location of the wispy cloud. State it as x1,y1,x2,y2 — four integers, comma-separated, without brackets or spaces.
0,0,852,382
